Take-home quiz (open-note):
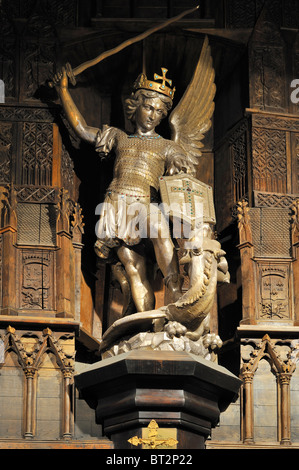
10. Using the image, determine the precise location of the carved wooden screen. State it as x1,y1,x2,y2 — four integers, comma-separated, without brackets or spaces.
17,203,56,246
21,123,53,186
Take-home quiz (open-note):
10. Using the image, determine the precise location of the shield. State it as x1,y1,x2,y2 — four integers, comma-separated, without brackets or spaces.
159,174,216,228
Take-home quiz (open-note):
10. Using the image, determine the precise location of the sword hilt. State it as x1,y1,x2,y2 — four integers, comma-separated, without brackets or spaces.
65,62,77,86
48,62,76,88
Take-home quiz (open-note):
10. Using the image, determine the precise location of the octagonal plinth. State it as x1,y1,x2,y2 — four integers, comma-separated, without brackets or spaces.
75,350,241,449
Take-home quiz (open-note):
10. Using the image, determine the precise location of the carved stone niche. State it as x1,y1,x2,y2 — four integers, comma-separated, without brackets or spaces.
255,261,293,324
16,248,56,314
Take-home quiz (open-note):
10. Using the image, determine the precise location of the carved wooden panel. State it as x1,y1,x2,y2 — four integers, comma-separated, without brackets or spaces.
61,147,75,194
250,113,299,194
22,41,56,101
0,106,57,123
249,5,286,112
252,113,299,132
252,126,287,193
253,191,299,208
17,249,56,311
249,207,291,258
15,185,58,204
21,122,53,185
255,262,292,322
0,122,12,183
225,0,264,28
250,46,285,111
230,120,249,204
215,118,250,230
17,203,56,246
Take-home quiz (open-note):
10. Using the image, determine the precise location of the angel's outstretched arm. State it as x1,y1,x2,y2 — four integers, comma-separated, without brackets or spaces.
53,68,99,145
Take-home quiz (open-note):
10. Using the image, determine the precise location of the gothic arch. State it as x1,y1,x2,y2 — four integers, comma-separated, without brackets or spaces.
240,334,297,445
0,325,75,439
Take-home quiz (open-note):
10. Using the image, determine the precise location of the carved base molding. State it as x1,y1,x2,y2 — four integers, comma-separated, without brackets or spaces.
206,441,299,449
0,439,113,449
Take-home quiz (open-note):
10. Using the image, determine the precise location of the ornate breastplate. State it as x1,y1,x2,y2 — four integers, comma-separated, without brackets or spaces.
107,134,167,198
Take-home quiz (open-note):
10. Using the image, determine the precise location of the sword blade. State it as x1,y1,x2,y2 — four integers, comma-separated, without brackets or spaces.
72,5,200,77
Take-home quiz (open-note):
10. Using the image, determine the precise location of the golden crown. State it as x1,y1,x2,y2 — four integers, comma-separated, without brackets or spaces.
134,67,175,99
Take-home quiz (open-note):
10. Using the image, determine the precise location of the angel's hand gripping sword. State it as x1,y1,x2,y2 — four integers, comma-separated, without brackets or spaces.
48,5,199,88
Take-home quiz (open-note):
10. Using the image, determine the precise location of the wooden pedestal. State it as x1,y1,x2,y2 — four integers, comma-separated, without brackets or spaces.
75,350,241,449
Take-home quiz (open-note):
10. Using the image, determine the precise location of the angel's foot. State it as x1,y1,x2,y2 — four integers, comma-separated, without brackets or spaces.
202,333,222,350
164,320,187,338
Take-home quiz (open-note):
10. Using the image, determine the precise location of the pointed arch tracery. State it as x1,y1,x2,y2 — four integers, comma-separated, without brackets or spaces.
240,334,298,445
0,325,75,439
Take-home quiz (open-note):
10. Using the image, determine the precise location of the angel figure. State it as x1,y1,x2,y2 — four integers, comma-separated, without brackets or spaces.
53,36,215,315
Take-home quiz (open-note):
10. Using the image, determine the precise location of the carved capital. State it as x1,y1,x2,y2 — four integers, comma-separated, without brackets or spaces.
62,368,74,380
241,369,254,383
24,367,37,379
278,373,292,386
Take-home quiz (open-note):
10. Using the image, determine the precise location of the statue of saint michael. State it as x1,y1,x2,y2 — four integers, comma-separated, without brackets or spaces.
52,37,215,317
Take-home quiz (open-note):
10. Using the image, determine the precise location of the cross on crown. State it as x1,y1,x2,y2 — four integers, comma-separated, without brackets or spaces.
134,67,175,99
154,68,173,89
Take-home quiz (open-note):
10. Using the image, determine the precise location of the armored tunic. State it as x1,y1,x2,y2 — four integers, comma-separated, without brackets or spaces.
94,126,188,257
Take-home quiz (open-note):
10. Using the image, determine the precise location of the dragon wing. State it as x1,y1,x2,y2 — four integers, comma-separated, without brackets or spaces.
169,36,216,169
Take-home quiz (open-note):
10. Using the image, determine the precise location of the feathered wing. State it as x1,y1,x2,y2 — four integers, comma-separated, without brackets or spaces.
169,36,216,172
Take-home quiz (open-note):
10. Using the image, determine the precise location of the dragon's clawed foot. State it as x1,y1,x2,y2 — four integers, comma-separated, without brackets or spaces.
164,320,187,338
202,333,223,350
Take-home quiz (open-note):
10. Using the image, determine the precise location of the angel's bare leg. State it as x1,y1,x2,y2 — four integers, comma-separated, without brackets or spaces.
147,212,183,301
116,245,155,312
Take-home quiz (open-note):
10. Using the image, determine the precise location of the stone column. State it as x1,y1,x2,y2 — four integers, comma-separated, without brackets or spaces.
278,373,292,446
24,367,37,439
62,368,74,439
241,371,254,444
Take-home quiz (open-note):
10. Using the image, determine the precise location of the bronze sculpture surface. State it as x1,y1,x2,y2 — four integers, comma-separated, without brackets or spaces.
53,36,229,359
